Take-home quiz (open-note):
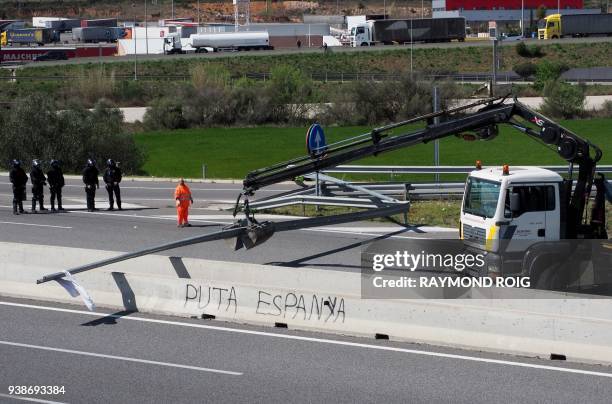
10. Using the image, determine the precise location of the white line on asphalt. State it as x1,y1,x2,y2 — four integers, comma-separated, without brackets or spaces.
0,339,242,376
1,301,611,379
0,222,72,229
0,393,68,404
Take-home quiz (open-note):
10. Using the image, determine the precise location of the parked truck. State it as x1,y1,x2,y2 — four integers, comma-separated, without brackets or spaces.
164,31,273,54
72,27,128,43
0,28,59,46
538,13,612,39
349,17,466,47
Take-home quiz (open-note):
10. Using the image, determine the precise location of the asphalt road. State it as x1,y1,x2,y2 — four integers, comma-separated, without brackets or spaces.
21,36,612,68
1,297,611,403
0,175,456,272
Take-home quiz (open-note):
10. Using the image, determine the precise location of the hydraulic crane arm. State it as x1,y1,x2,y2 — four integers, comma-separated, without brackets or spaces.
243,96,601,193
243,96,603,238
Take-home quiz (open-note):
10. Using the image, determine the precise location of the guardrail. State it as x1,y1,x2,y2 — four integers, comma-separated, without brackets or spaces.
324,165,612,175
2,72,610,83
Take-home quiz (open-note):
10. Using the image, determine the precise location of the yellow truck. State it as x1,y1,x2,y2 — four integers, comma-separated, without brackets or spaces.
0,31,7,46
538,13,612,39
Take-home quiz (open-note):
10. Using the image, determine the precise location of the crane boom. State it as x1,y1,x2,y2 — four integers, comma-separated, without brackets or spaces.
242,96,604,238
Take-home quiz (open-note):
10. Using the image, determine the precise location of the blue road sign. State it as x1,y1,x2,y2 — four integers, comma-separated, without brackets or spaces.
306,123,327,157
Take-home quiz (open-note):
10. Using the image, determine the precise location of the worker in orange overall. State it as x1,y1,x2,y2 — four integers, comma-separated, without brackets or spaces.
174,178,193,227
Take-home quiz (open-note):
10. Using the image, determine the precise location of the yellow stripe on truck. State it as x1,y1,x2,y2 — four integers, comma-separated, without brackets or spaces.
485,224,498,251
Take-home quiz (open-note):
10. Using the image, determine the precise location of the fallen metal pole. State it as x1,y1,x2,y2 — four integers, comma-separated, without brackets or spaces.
36,227,247,284
36,204,409,285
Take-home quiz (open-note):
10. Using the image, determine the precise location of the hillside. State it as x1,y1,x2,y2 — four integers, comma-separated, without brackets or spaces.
1,1,430,23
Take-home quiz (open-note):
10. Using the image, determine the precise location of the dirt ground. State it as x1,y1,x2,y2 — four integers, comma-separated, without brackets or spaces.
3,1,430,23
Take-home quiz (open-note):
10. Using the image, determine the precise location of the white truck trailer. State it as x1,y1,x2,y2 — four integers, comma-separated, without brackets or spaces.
164,31,272,54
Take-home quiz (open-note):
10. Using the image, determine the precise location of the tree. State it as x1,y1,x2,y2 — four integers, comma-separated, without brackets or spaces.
541,80,585,119
536,5,547,20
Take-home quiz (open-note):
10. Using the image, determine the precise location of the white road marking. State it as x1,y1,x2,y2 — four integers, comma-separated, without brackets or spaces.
1,301,611,379
0,222,72,229
0,339,242,376
0,393,68,404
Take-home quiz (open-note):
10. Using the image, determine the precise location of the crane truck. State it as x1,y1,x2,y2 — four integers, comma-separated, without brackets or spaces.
38,96,611,292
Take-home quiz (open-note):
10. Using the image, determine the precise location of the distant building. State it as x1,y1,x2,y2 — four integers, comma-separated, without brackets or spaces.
440,0,583,10
433,0,598,33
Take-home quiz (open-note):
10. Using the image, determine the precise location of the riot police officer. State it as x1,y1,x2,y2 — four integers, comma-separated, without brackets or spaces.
47,159,65,212
82,159,99,212
103,159,122,211
9,159,28,215
30,159,48,213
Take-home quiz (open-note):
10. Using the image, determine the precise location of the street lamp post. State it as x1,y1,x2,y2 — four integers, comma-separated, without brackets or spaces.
133,3,137,80
521,0,524,38
145,0,149,55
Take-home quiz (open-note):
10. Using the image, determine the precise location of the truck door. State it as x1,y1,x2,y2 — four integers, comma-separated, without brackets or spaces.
503,184,557,247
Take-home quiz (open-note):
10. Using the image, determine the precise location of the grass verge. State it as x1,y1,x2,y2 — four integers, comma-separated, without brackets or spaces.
134,118,612,179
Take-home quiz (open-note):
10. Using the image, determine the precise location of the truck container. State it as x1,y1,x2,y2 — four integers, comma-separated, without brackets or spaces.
44,18,82,32
188,31,272,52
80,18,119,28
350,17,465,46
538,13,612,39
2,28,59,46
72,27,128,43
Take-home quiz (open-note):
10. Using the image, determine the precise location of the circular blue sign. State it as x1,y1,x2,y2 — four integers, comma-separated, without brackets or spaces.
306,123,327,158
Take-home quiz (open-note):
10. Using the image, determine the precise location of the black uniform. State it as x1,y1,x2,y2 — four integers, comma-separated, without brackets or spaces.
47,165,65,211
9,165,28,214
30,165,47,212
82,165,99,212
103,165,122,210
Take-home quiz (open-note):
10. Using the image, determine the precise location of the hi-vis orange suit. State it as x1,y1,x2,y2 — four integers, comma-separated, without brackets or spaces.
174,182,192,226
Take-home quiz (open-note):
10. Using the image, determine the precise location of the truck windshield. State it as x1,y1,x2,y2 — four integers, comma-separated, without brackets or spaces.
537,20,546,29
463,177,501,218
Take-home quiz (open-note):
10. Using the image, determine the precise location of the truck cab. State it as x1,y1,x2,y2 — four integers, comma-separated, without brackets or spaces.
163,32,183,54
538,14,561,39
461,165,563,274
350,23,372,47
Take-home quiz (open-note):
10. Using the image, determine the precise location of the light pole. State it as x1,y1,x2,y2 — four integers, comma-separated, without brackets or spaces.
422,0,424,18
133,2,137,81
557,0,560,14
172,0,175,19
521,0,524,38
197,0,201,25
145,0,149,55
410,17,413,75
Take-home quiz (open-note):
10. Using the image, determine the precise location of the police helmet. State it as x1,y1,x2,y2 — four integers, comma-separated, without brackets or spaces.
51,159,60,168
87,159,96,167
12,159,21,168
32,159,41,168
107,159,115,167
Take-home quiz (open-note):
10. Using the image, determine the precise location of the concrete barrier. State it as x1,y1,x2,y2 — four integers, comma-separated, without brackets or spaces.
2,241,612,365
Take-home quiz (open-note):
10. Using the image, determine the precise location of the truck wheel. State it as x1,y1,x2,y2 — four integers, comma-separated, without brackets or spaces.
360,42,369,47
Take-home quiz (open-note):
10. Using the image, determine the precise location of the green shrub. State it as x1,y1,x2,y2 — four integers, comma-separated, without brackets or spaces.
514,62,537,79
516,42,545,58
534,60,569,90
540,80,585,119
143,97,186,130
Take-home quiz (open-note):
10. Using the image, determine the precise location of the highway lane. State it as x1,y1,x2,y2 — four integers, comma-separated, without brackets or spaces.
0,176,456,272
1,297,611,403
19,36,612,68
